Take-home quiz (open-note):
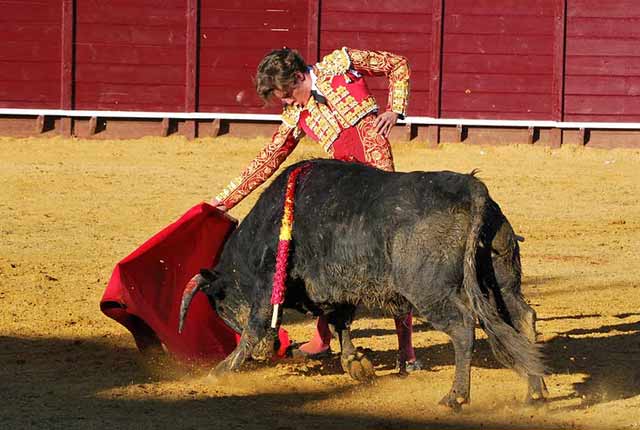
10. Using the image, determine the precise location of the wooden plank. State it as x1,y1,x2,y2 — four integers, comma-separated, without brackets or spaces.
185,0,198,137
321,0,441,14
402,122,415,142
88,116,98,136
444,54,554,75
441,92,551,115
0,83,60,102
549,128,562,148
161,118,171,137
199,48,279,68
183,120,196,140
60,0,74,119
426,125,440,148
0,23,61,42
442,73,552,93
198,104,281,115
578,127,589,145
75,45,186,65
0,63,61,82
199,30,308,49
444,34,555,55
75,64,185,85
564,113,640,122
74,100,184,112
306,0,320,64
2,41,62,62
199,68,274,85
35,115,46,134
566,56,640,76
211,118,222,137
76,2,186,26
185,0,198,112
445,14,553,35
322,32,430,51
444,0,554,16
441,111,554,120
75,23,187,46
455,124,465,143
60,117,73,137
0,100,61,109
567,0,640,18
565,94,640,115
428,0,443,121
551,0,566,124
567,17,640,38
75,83,185,106
201,10,307,30
0,2,60,22
527,126,538,144
565,76,640,96
321,11,432,33
567,38,640,56
202,0,307,13
75,83,185,112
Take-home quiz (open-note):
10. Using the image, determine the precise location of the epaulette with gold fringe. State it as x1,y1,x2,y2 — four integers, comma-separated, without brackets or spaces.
315,47,351,76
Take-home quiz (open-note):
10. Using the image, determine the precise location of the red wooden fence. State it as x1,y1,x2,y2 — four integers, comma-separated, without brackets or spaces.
2,0,640,144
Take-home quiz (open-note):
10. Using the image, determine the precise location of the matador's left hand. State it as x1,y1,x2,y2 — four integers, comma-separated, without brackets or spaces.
374,111,398,138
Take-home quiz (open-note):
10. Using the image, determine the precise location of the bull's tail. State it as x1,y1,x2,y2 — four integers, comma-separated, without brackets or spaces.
178,274,205,334
463,178,547,377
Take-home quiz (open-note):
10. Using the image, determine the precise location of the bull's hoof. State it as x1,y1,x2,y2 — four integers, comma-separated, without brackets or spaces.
341,348,376,382
438,393,468,413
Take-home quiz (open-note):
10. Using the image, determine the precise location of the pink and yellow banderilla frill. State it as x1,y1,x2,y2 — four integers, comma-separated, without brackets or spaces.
270,164,311,328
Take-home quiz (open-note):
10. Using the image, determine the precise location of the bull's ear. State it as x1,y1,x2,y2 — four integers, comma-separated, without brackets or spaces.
199,270,225,300
199,268,218,283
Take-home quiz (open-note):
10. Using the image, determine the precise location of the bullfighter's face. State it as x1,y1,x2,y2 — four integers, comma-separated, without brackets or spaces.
274,71,311,108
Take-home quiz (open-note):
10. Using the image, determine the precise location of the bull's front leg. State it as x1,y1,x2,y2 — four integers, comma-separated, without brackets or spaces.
213,299,272,376
327,307,375,382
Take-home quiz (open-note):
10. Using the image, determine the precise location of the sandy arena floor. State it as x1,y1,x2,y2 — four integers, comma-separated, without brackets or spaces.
1,135,639,430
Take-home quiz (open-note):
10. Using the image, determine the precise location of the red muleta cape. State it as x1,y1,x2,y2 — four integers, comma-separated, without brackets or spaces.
100,203,291,363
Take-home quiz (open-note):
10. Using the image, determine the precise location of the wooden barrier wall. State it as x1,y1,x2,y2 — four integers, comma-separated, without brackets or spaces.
2,0,640,145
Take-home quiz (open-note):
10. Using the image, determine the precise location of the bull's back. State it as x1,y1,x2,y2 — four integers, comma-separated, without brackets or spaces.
284,161,479,301
218,160,487,305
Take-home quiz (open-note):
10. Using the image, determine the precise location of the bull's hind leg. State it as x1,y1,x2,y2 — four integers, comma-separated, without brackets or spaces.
504,293,548,404
429,309,476,412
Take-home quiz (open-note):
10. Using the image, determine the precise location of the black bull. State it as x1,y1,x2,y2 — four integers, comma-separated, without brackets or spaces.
180,159,548,410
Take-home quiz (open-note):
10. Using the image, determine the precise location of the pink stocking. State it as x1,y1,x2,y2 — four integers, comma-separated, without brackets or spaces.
298,314,333,355
394,311,416,363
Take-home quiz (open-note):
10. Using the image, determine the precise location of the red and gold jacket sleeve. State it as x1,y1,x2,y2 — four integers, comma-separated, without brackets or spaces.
345,47,410,118
215,123,303,209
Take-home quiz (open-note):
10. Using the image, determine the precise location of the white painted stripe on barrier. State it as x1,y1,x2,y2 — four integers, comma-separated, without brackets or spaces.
0,108,281,121
2,108,640,130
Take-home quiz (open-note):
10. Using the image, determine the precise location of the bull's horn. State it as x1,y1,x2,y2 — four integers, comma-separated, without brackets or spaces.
515,234,525,242
178,275,204,334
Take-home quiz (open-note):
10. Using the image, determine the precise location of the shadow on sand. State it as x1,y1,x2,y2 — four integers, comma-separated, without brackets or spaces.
0,334,569,430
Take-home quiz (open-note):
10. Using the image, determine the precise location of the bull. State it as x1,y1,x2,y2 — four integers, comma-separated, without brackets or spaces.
180,159,548,410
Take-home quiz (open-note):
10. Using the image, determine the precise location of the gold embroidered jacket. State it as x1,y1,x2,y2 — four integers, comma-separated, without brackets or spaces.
216,47,410,209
